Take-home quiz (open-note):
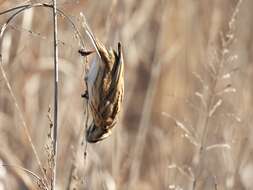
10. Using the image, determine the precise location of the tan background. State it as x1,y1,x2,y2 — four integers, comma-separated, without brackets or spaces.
0,0,253,189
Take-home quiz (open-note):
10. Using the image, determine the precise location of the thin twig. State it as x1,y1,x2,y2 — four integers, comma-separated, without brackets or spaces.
1,164,47,189
0,3,85,48
0,4,29,15
0,3,90,190
9,24,74,49
52,0,59,189
192,1,243,188
0,58,49,190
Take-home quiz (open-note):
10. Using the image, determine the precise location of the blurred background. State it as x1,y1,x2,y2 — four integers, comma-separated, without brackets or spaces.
0,0,253,189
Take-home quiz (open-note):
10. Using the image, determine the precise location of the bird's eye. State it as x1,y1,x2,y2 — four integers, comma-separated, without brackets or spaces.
91,124,97,132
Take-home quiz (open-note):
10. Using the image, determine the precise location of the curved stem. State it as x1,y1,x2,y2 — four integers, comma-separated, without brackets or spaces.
0,60,49,190
1,164,47,189
0,3,85,48
0,2,87,190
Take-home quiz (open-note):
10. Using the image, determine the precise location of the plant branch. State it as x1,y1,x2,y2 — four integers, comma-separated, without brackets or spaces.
1,164,47,189
0,3,85,48
52,0,59,189
0,57,50,190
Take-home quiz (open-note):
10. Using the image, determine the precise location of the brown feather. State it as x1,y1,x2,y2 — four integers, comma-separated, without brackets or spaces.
83,29,124,142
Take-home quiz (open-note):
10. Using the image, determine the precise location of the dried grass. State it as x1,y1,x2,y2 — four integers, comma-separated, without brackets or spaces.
0,0,252,190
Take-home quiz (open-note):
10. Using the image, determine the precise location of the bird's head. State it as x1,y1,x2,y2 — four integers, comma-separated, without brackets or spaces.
86,122,112,143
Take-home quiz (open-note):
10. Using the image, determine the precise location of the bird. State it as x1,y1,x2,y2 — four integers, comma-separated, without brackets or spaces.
80,22,124,143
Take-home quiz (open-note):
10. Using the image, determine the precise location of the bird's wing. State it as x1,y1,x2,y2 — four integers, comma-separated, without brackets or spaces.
107,43,124,100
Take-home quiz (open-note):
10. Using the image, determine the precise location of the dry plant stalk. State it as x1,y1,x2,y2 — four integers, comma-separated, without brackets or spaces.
0,2,88,190
80,15,124,143
51,0,59,189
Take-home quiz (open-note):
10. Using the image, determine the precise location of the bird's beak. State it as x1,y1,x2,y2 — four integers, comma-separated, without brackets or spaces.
86,124,112,143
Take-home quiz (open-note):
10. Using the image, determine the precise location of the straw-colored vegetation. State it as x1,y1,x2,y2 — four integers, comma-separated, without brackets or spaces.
0,0,252,189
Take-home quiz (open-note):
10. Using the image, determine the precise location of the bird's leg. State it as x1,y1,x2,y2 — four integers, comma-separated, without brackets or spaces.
81,77,89,99
81,90,89,99
78,49,94,57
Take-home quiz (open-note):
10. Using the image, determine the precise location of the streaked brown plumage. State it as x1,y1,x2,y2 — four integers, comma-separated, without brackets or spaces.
81,24,124,143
